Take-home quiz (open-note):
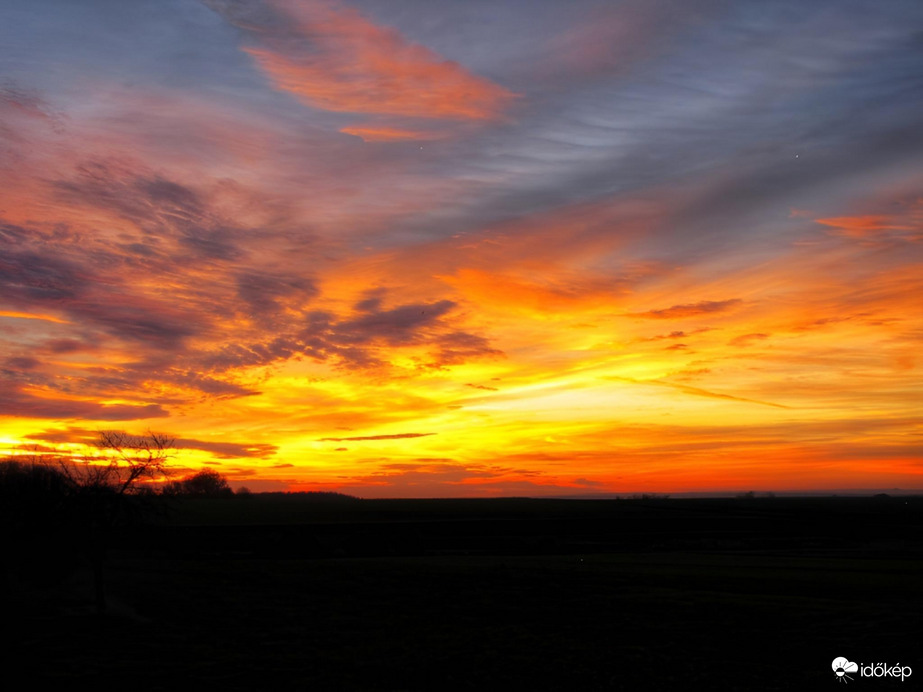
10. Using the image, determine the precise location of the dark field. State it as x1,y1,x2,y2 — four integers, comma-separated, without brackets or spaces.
7,495,922,690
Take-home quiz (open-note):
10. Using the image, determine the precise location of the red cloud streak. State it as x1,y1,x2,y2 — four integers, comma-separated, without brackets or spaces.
242,0,516,121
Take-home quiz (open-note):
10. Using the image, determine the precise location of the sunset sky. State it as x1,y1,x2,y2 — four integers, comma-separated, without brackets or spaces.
1,0,921,496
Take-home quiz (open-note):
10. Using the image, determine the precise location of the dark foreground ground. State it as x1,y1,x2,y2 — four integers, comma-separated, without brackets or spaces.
6,495,922,690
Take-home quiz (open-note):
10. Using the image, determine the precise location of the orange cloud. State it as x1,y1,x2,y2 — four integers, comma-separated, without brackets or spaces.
0,311,71,324
606,375,791,410
625,299,742,320
318,432,436,442
817,215,906,236
815,199,923,242
446,268,626,318
339,125,445,142
238,0,516,121
728,332,769,347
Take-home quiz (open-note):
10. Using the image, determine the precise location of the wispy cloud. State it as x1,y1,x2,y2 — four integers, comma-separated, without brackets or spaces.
175,438,278,459
340,125,446,142
0,385,168,421
624,300,743,320
466,383,498,392
728,333,770,347
607,376,791,410
208,0,516,133
815,197,923,243
318,433,436,442
20,426,277,460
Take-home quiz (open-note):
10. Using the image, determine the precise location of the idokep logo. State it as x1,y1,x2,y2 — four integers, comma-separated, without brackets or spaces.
832,658,859,683
832,658,913,683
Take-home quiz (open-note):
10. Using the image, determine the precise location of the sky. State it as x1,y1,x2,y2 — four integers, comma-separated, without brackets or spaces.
1,0,921,496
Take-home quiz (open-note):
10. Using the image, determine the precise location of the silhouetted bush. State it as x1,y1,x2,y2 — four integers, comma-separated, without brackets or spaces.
163,468,234,498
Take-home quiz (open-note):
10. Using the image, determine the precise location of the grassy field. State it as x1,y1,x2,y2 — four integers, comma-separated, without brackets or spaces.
7,496,922,690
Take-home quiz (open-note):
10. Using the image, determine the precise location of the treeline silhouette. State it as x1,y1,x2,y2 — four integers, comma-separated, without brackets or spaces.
256,490,358,501
1,453,360,610
0,456,253,614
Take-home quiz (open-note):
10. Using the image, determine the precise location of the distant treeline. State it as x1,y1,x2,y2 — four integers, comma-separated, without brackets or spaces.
0,459,360,501
249,490,359,501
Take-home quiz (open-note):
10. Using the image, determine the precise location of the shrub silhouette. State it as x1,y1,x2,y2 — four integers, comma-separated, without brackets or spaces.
164,468,233,498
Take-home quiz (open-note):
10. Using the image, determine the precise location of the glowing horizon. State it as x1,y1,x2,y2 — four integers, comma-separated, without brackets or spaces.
1,0,921,496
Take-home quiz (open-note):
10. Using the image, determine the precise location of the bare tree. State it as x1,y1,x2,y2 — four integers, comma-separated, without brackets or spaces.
55,430,175,496
52,430,176,614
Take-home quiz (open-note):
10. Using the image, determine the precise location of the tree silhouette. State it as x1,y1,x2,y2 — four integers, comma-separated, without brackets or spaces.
54,430,175,497
53,431,176,613
165,468,233,497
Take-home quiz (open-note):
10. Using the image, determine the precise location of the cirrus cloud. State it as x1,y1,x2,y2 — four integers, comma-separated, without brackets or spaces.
208,0,517,125
624,299,742,320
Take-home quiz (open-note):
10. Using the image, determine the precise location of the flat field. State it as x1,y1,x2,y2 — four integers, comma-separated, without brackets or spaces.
8,496,922,690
